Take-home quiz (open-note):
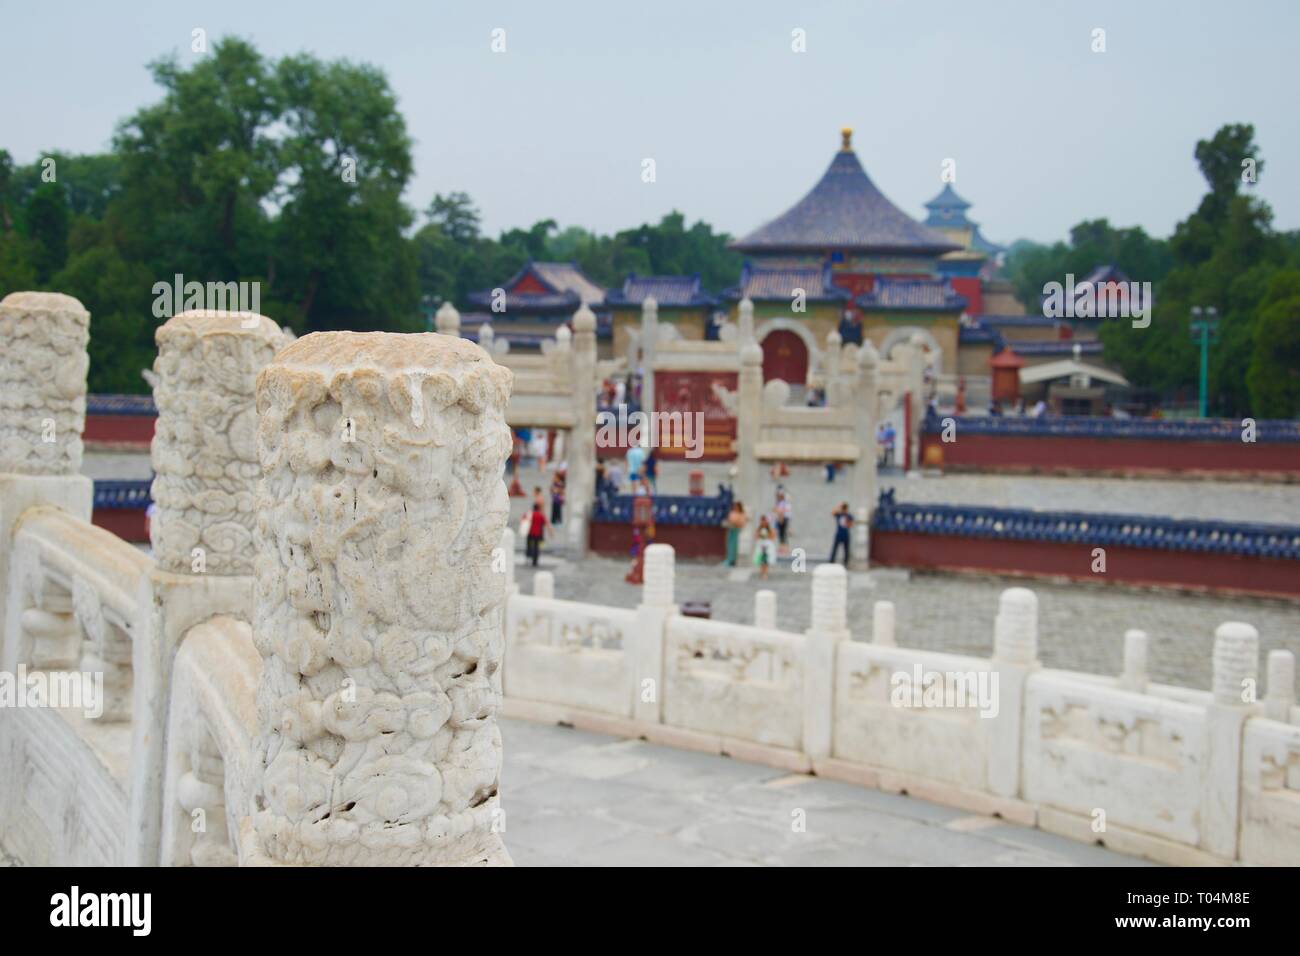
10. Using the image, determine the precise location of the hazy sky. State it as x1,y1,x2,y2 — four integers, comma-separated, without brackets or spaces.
3,0,1297,245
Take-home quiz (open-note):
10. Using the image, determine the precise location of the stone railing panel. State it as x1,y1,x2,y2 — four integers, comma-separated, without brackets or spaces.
1238,717,1300,866
505,593,636,717
833,642,999,791
662,615,805,750
1022,672,1206,846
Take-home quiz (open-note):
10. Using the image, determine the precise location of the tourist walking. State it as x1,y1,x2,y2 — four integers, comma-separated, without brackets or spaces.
626,442,646,486
724,501,747,567
550,470,566,525
525,502,549,567
754,515,776,580
644,449,657,491
829,502,854,566
773,487,792,553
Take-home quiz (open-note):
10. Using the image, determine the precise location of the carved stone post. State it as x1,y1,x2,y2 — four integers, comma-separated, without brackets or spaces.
567,304,597,555
639,296,658,415
753,589,776,630
1119,629,1149,693
1203,621,1259,860
735,299,762,559
1265,650,1295,723
849,343,878,570
987,587,1039,798
633,543,674,724
803,563,846,760
250,331,515,866
0,292,93,672
130,310,285,866
871,600,896,646
436,301,461,336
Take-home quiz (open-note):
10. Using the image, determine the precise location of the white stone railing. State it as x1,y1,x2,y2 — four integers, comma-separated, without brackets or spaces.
505,587,638,718
159,615,259,867
501,551,1300,866
3,505,154,721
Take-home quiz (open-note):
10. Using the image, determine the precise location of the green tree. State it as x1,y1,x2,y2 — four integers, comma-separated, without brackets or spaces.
1247,271,1300,417
272,52,417,332
24,182,70,282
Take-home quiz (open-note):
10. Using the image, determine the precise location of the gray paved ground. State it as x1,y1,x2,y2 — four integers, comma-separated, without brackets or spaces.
1,719,1151,867
499,718,1151,866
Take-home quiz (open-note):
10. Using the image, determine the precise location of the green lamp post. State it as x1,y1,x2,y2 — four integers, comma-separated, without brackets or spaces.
1189,306,1219,418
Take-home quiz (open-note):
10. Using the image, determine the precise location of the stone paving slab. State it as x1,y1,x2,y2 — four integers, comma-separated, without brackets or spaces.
498,717,1153,867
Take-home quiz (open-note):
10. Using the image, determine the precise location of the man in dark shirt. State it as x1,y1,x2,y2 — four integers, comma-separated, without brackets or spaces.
829,502,853,566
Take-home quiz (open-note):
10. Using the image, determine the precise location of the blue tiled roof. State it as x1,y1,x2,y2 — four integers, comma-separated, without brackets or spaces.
1079,263,1129,287
921,414,1300,443
93,479,152,509
969,224,1006,256
856,278,966,312
592,485,733,527
732,147,960,255
959,325,1003,346
723,264,849,302
87,394,157,416
979,315,1060,328
466,260,606,312
1009,340,1104,356
872,491,1300,560
605,274,717,308
923,183,972,227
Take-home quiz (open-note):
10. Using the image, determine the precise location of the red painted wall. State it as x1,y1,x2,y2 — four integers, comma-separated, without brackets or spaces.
589,522,725,559
921,432,1300,478
92,508,149,543
950,277,983,315
85,414,155,446
871,531,1300,600
652,369,738,461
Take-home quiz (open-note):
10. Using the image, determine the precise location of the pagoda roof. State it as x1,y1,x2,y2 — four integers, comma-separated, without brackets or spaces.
923,183,973,227
466,260,606,313
723,263,850,302
969,224,1006,256
605,273,717,308
731,132,960,256
855,277,966,312
1078,263,1130,286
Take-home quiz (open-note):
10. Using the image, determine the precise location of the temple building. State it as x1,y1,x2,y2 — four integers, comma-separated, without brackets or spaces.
605,273,717,360
922,183,1007,316
460,130,1118,405
462,260,611,349
726,128,968,382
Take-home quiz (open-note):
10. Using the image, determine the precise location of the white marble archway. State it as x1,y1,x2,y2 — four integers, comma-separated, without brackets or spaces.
880,326,942,374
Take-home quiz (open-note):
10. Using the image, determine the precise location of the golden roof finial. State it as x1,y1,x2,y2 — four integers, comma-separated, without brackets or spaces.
841,127,853,151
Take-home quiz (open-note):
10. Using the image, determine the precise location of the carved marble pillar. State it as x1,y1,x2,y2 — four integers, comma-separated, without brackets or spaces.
0,292,93,676
735,299,763,559
130,309,285,866
151,311,286,573
871,600,896,646
251,330,515,866
1266,650,1295,723
850,342,878,570
987,587,1040,798
567,304,597,554
639,296,658,415
1119,629,1149,693
1203,621,1260,859
803,564,847,759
